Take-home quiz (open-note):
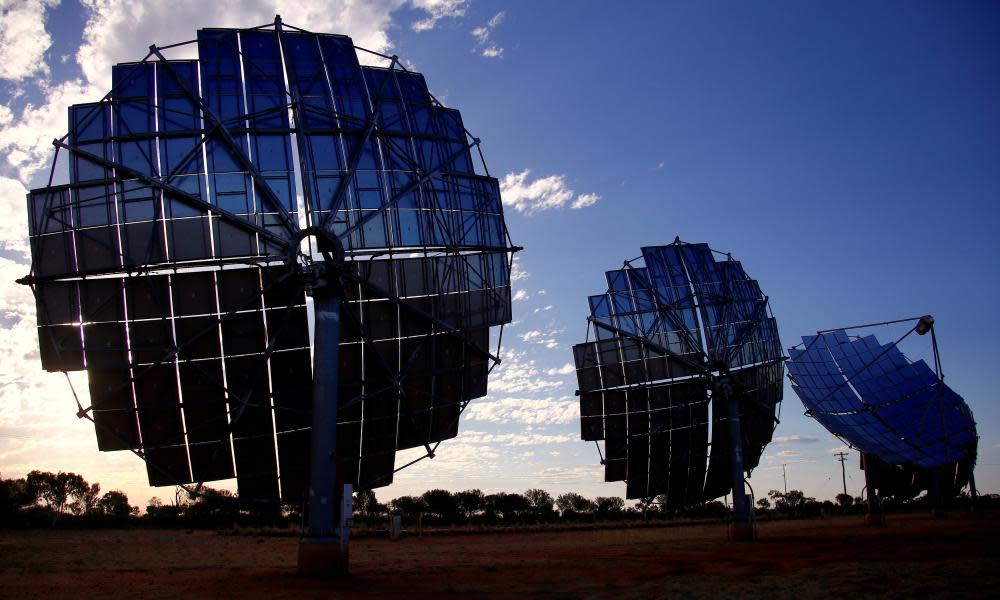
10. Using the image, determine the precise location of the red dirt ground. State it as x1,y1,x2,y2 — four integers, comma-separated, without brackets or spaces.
1,511,998,598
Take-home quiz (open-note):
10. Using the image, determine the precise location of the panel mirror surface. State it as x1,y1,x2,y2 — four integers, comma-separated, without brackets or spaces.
573,241,783,502
24,22,514,508
786,331,977,471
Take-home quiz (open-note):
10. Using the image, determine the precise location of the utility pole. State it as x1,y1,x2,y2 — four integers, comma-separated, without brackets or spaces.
835,452,848,497
782,464,787,494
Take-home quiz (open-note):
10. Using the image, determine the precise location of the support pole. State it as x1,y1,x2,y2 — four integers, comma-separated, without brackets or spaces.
298,287,348,575
724,383,754,541
929,467,945,518
861,453,884,527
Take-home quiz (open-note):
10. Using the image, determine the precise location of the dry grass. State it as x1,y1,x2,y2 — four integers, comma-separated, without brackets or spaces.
1,511,997,598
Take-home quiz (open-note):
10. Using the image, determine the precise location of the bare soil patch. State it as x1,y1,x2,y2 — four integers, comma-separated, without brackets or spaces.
1,511,997,598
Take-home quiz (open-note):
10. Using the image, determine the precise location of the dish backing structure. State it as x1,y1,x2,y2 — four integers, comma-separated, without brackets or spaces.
572,239,783,530
19,17,517,552
786,317,978,506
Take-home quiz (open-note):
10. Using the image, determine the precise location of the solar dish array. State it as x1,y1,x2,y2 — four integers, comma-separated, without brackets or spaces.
26,25,513,506
573,242,783,502
787,331,977,469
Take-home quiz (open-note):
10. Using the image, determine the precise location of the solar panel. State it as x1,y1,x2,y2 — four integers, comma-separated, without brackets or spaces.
573,240,784,519
21,19,516,519
786,324,978,481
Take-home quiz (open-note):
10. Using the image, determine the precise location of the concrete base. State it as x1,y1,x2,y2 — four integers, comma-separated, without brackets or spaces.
298,537,349,577
728,522,756,542
864,513,886,527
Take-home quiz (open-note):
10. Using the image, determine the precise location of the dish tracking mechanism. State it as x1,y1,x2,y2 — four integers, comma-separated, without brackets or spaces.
17,17,516,573
572,239,783,537
786,316,978,517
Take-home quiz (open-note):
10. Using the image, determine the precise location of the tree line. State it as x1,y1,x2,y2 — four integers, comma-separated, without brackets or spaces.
5,470,984,530
1,471,137,527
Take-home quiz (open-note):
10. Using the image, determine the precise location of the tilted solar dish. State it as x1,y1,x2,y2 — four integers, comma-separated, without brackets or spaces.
20,18,515,512
572,240,783,516
786,319,978,497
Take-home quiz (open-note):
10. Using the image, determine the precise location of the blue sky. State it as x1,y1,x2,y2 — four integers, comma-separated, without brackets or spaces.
0,1,997,507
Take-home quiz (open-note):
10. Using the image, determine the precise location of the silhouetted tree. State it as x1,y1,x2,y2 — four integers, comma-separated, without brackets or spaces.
26,471,90,520
390,495,426,524
71,482,101,516
835,493,854,509
595,496,625,518
486,492,530,522
1,475,33,524
422,489,461,524
556,492,595,516
144,497,183,526
188,488,239,527
353,489,387,522
768,489,816,516
524,488,555,521
96,490,136,519
456,489,485,520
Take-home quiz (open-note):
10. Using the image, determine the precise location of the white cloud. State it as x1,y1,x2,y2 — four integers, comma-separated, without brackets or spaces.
76,1,404,89
481,46,503,58
487,11,505,29
510,256,529,282
0,177,30,257
776,450,801,459
512,289,529,302
570,192,600,210
500,169,601,215
490,350,566,395
470,10,505,58
0,78,102,182
519,326,562,349
460,430,575,446
535,465,604,486
465,396,577,425
0,0,59,81
410,0,467,32
828,445,852,455
545,363,575,376
532,304,553,314
772,434,820,445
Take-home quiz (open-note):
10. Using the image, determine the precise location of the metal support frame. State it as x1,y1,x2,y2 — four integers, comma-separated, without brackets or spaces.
22,18,520,579
580,239,781,522
790,314,978,505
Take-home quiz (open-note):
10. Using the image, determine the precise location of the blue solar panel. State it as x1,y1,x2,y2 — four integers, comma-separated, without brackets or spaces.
787,331,977,468
574,241,784,502
24,22,515,507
